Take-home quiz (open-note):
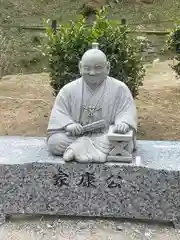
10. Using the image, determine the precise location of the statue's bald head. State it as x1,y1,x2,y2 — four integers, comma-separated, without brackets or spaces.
79,43,110,89
81,48,107,66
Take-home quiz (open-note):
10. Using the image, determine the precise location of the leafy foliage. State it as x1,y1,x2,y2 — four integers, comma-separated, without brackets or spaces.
43,7,145,98
165,22,180,79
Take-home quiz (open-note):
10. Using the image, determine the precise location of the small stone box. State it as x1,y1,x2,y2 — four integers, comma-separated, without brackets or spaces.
107,126,134,163
1,136,180,228
107,126,133,141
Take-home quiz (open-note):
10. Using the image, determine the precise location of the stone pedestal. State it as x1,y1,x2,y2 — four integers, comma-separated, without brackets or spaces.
1,136,180,228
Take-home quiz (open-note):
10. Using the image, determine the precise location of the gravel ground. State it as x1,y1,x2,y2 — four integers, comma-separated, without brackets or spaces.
0,216,180,240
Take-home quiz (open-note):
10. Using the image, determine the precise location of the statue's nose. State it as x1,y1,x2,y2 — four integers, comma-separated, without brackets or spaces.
89,70,96,75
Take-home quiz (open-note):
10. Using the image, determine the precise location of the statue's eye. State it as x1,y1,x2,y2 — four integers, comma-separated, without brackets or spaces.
84,67,90,71
95,66,103,70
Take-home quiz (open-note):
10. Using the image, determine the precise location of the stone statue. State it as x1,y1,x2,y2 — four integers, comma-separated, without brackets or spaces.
47,42,137,163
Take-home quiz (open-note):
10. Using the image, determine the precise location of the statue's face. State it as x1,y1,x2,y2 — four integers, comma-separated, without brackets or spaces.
81,62,107,85
79,50,110,88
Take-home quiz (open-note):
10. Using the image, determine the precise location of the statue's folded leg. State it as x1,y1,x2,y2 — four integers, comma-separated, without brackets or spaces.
92,134,114,155
63,136,94,162
63,134,114,163
47,133,76,156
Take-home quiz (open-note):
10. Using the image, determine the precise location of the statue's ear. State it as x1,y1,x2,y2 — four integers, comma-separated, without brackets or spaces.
107,61,110,75
79,61,82,75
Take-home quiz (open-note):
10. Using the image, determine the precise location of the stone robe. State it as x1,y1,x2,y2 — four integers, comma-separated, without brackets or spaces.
47,76,137,161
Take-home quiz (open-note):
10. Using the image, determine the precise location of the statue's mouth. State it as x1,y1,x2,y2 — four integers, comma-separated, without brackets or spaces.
85,76,98,82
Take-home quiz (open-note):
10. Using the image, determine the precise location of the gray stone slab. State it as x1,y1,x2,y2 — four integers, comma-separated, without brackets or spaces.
107,156,132,163
0,136,180,227
0,136,180,170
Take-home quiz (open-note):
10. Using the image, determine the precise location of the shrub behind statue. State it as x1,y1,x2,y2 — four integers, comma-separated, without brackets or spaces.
43,7,145,98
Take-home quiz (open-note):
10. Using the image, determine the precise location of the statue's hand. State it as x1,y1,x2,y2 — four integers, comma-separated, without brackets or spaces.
113,122,129,134
66,123,84,136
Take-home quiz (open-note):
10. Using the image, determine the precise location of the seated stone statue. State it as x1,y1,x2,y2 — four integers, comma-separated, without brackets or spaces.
47,42,137,162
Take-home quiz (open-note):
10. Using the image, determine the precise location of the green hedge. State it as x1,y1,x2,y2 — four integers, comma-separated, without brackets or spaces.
43,7,145,98
165,22,180,79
